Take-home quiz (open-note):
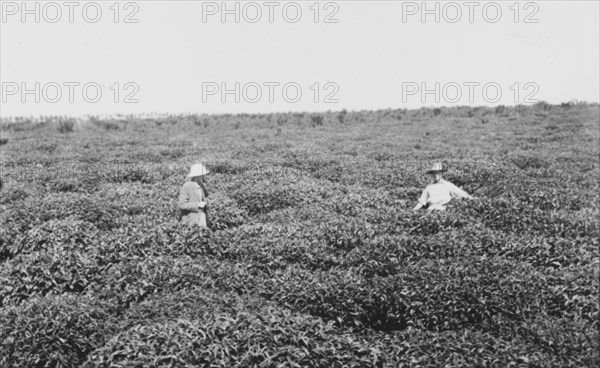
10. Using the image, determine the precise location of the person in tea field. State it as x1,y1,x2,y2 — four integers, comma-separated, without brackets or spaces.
178,163,210,228
413,162,473,211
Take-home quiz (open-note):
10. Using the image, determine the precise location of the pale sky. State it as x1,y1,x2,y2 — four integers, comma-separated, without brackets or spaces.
1,0,599,117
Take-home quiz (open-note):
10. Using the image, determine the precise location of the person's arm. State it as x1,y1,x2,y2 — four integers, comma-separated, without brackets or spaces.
199,181,209,198
178,185,199,211
445,180,472,199
413,202,424,211
413,188,428,211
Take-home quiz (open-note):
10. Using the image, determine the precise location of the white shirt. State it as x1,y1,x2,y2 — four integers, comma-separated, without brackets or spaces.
418,179,472,211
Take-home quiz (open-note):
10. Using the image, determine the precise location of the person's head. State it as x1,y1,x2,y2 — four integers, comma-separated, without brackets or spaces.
427,172,443,183
187,163,209,183
425,162,446,183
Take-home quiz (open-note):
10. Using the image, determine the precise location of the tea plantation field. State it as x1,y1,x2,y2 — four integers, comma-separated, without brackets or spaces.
1,103,598,367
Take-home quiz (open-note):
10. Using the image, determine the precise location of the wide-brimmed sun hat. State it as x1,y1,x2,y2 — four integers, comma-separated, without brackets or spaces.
425,162,447,174
187,163,210,178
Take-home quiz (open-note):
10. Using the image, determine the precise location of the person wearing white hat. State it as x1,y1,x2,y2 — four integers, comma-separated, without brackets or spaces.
178,163,210,227
413,162,473,211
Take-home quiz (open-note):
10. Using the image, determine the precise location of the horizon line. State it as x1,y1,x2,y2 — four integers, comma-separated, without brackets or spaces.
1,100,598,121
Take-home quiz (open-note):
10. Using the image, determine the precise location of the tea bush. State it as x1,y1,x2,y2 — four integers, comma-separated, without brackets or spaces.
1,104,598,367
0,295,117,368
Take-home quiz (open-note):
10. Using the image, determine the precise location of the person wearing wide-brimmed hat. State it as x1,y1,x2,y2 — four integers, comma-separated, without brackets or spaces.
179,163,210,227
413,162,473,211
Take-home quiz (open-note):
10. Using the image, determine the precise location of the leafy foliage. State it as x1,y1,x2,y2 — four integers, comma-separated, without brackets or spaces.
1,104,598,367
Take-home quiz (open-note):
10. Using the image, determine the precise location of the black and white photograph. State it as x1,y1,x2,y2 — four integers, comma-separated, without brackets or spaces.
0,1,598,367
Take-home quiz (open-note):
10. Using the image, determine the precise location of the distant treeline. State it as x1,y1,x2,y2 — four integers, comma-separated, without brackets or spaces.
1,101,597,133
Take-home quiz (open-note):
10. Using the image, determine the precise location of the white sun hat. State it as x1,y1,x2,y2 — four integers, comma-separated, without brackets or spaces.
425,162,447,174
187,163,210,178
